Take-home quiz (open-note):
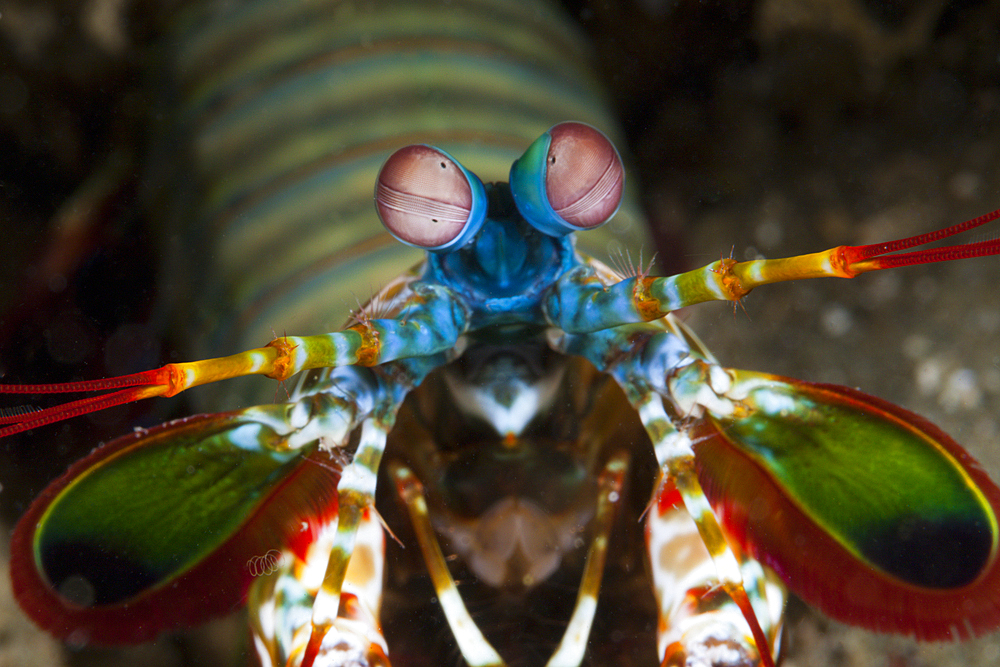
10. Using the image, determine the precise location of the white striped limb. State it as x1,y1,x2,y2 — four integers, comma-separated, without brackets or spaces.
632,392,780,667
302,416,393,667
390,462,505,667
553,319,784,665
647,478,786,667
248,509,389,667
546,451,629,667
550,322,780,664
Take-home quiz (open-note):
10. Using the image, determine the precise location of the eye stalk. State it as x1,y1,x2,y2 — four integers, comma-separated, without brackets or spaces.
509,122,624,237
375,145,487,252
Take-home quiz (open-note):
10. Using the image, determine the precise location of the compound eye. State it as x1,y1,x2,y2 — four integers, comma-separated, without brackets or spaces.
376,145,486,252
509,122,624,236
544,122,624,229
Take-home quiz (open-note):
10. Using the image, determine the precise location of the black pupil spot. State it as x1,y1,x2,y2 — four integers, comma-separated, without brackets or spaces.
861,514,994,589
431,219,438,223
42,540,160,606
440,162,446,168
549,156,556,164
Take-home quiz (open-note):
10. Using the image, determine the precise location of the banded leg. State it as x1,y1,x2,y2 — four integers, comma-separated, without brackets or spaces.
546,451,629,667
632,394,778,667
244,364,400,666
301,356,445,667
553,324,782,667
647,481,786,667
248,509,389,667
390,462,504,667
